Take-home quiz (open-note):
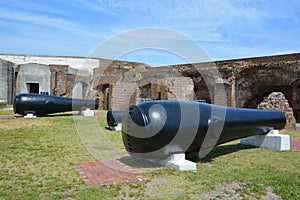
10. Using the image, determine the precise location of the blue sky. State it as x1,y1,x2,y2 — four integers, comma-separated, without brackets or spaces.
0,0,299,66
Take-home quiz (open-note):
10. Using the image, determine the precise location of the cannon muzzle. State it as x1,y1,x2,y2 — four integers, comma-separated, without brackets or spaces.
121,100,286,159
106,110,125,127
14,93,99,115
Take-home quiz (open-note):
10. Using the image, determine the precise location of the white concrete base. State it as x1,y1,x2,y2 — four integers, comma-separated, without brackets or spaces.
240,130,290,151
24,113,36,118
157,153,197,171
81,108,95,117
110,123,122,131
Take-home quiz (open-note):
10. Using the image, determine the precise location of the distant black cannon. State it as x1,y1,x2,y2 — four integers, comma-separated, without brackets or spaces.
13,93,99,116
121,100,286,159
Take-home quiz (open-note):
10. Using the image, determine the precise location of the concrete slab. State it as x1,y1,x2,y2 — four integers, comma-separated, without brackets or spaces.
109,123,122,131
82,108,95,117
24,113,36,118
157,153,197,171
240,130,290,151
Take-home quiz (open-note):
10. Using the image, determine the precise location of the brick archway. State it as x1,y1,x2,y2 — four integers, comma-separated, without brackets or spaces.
193,80,212,103
139,83,152,99
95,84,111,110
236,66,295,108
244,86,292,108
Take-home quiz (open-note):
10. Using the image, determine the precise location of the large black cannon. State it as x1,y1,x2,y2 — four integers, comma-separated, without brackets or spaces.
106,110,125,127
121,100,286,159
14,93,99,115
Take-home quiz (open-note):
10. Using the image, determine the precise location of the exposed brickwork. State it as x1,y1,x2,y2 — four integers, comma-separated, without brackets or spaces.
75,160,144,187
156,77,194,101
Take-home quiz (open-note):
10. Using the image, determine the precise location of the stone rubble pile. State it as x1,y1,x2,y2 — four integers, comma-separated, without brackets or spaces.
257,92,296,130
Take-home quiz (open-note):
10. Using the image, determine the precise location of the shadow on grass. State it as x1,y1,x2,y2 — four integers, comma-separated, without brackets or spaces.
118,156,162,169
117,143,255,171
186,143,256,163
39,113,75,117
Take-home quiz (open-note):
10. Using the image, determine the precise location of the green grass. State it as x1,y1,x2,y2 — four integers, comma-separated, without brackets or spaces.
0,114,122,199
0,110,299,199
281,128,300,138
0,106,15,116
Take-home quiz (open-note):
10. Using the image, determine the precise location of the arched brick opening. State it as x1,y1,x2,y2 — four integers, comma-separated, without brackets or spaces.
137,82,166,101
193,80,212,103
292,80,300,122
95,84,111,110
139,83,151,99
236,68,294,109
244,86,292,108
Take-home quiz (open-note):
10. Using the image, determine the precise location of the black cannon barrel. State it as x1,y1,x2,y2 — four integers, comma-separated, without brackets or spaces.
122,100,286,159
106,110,125,127
14,93,99,115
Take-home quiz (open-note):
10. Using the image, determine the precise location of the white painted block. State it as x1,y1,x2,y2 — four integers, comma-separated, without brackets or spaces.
82,108,95,117
109,123,122,131
158,153,197,171
24,113,36,118
240,130,290,151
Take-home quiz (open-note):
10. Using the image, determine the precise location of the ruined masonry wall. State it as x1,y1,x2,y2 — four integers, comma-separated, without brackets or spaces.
0,59,14,104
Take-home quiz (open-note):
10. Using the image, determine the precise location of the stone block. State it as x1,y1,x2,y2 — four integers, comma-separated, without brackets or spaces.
109,123,122,131
81,108,95,117
240,130,290,151
24,113,37,118
157,153,197,171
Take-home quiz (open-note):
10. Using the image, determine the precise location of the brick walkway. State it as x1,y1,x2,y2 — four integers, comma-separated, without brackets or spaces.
94,110,107,117
291,138,300,151
0,115,18,119
75,159,144,187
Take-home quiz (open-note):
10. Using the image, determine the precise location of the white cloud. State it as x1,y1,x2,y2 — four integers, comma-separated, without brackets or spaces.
88,0,272,42
0,0,69,15
0,8,104,39
0,0,299,63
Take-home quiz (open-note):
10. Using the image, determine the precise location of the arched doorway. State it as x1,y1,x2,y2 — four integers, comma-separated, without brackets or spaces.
139,83,151,99
244,86,292,108
101,84,110,110
292,80,300,122
95,84,111,110
236,67,294,109
193,80,212,103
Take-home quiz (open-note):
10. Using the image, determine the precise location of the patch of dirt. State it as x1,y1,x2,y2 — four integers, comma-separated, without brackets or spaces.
0,118,53,129
200,182,282,200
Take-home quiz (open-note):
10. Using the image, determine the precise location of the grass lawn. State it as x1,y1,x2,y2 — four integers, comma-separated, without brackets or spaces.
0,108,299,199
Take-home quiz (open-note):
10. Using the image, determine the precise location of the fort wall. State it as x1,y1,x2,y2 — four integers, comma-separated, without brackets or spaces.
0,52,300,125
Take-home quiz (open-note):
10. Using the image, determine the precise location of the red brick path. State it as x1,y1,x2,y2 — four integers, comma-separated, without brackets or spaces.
290,138,300,151
75,160,144,187
94,110,107,117
0,115,18,119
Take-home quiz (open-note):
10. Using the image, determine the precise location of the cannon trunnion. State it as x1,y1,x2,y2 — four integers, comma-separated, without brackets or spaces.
14,93,99,115
121,100,286,159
